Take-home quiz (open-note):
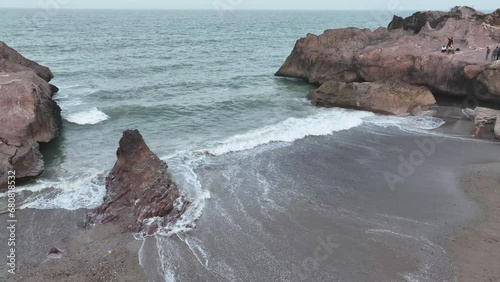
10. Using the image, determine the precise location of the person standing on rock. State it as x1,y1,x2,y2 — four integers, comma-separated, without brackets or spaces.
446,37,454,49
497,47,500,60
493,47,499,61
486,47,491,60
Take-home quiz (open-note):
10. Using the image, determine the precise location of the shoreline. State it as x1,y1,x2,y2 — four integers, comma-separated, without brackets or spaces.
0,209,147,282
1,115,499,281
448,162,500,282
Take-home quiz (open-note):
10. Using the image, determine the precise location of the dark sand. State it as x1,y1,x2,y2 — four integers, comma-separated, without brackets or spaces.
140,121,500,281
0,209,146,282
448,163,500,282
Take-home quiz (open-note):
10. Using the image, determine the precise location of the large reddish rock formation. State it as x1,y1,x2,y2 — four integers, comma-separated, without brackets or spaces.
0,42,61,191
276,7,500,102
87,130,182,233
307,80,436,115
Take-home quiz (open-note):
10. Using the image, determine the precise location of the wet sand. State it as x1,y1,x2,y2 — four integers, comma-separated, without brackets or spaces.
0,118,499,281
448,163,500,282
147,122,500,281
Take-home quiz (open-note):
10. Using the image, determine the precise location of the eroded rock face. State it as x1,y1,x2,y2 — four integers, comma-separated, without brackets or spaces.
0,42,54,82
477,62,500,97
0,71,61,142
87,130,182,233
276,7,500,102
0,140,44,186
0,42,62,190
307,80,436,115
387,6,480,34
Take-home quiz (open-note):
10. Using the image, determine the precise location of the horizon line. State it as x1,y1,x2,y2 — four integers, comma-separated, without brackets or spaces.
0,7,496,11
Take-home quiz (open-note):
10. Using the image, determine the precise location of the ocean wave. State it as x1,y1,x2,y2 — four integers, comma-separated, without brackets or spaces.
65,107,110,125
366,115,445,131
199,108,375,156
55,84,81,90
157,155,212,237
19,172,106,210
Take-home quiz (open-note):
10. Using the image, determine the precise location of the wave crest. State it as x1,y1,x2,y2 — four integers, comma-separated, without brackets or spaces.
200,109,374,156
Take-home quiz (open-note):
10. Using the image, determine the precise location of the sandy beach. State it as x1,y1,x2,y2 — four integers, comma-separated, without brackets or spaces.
0,209,147,282
448,163,500,282
0,118,499,281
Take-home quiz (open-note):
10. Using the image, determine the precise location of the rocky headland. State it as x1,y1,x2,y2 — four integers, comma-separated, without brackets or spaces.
276,6,500,136
86,129,187,235
0,42,62,191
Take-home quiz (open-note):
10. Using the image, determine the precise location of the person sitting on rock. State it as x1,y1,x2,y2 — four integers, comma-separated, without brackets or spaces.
447,44,454,54
493,47,499,61
446,37,454,48
441,45,447,53
486,47,491,60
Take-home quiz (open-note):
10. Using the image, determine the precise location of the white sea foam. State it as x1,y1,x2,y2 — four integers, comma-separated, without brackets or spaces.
20,172,106,210
128,152,213,240
65,107,110,125
56,84,81,89
366,115,445,132
200,109,375,156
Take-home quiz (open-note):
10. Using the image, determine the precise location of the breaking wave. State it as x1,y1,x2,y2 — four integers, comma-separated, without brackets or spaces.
200,109,375,156
65,107,110,125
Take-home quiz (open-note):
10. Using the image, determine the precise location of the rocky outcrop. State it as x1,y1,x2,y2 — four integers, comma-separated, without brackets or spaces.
0,42,61,191
86,130,185,234
276,7,500,103
487,10,500,26
307,80,436,115
0,42,54,82
387,6,480,34
477,62,500,96
463,107,500,139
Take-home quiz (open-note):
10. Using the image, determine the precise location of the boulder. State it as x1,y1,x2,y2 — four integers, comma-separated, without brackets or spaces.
477,62,500,97
0,141,44,186
307,80,436,115
0,42,53,82
463,107,500,139
0,71,61,142
0,71,62,190
276,7,500,102
86,130,182,233
387,15,405,30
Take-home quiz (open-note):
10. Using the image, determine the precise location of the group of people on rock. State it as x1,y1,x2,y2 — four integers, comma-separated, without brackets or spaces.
486,46,500,61
439,36,499,61
441,37,457,54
